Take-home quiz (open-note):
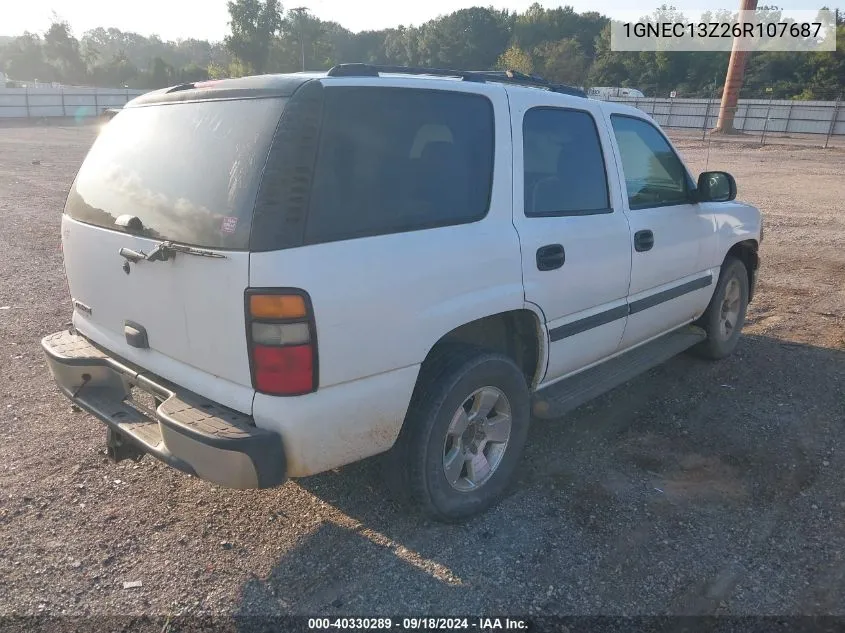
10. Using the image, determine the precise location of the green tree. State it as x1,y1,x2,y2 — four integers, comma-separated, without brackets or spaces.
534,39,588,85
207,62,229,79
149,56,173,87
1,3,843,98
416,8,511,69
225,0,282,74
177,63,210,83
497,45,534,74
0,32,56,82
382,27,421,66
793,23,845,99
90,52,138,87
588,24,629,87
43,18,87,83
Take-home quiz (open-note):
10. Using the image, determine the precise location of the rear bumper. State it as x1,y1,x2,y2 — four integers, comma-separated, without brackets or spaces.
41,329,286,489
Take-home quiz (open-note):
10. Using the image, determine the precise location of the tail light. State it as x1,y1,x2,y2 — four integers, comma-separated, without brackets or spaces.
246,290,318,396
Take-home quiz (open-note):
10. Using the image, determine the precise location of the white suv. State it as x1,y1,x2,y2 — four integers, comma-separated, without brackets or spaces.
43,65,762,521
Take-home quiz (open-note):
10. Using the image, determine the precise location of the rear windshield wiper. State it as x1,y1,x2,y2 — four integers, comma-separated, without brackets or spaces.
119,241,226,263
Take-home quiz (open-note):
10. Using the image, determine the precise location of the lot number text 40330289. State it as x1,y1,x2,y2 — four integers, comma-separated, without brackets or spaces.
307,617,530,630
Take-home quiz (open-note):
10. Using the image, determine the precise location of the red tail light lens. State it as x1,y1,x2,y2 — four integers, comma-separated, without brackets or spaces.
246,290,317,396
253,345,313,395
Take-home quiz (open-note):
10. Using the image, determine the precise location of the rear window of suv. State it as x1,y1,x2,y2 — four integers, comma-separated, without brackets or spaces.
65,98,286,249
304,87,495,245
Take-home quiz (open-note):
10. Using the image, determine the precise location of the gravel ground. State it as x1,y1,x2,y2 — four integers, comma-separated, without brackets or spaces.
1,124,844,623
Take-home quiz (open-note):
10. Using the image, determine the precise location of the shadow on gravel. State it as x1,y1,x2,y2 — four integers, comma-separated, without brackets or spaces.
236,335,845,616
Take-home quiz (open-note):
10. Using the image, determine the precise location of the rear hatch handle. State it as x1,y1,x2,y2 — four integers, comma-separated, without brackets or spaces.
119,241,227,264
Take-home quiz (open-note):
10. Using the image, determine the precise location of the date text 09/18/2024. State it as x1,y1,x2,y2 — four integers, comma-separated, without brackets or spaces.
307,617,530,631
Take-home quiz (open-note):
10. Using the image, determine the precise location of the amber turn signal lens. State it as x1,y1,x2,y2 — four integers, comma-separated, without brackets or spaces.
249,294,307,319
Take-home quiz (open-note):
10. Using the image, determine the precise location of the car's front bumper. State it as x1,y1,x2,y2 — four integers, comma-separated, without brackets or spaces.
41,329,286,489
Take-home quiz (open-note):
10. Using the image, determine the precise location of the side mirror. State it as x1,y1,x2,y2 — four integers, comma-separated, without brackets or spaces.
696,171,736,202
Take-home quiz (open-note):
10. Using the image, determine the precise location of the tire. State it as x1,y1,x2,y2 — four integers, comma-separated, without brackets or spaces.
385,345,530,522
690,256,749,360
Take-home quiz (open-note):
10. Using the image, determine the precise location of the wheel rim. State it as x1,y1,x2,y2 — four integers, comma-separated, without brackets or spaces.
719,276,742,340
442,386,512,492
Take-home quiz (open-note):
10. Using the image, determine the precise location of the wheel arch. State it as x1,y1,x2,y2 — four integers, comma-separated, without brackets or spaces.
724,239,759,301
422,308,547,391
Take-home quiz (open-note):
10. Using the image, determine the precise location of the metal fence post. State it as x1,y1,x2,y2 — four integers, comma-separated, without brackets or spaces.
701,99,709,140
784,100,794,135
824,94,841,149
24,87,30,119
94,90,98,116
61,89,66,117
667,97,674,127
761,94,774,146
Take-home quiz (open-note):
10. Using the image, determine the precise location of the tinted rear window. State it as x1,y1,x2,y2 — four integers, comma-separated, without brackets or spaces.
66,98,285,249
304,87,494,245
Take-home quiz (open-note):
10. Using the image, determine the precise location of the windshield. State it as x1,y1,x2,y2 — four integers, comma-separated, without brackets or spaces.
66,97,286,249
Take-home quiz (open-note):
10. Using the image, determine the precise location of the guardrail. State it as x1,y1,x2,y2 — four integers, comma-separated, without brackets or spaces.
0,87,147,119
607,95,844,148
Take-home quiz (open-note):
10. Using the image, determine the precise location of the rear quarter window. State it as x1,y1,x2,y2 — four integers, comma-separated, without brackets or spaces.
304,87,495,245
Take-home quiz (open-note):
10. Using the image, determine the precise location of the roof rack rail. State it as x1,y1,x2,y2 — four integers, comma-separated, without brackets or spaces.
325,63,586,97
470,70,587,97
166,82,197,93
326,63,483,82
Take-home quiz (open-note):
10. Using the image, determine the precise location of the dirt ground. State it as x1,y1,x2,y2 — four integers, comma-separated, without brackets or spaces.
1,123,844,624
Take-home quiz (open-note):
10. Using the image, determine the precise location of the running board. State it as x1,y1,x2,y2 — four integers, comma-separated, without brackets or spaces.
532,325,706,420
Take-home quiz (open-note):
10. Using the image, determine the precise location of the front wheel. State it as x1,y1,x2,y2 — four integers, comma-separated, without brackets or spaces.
690,256,749,360
386,346,530,522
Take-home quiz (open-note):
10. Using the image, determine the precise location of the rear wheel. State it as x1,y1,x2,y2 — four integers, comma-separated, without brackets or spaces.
691,256,749,360
386,346,530,522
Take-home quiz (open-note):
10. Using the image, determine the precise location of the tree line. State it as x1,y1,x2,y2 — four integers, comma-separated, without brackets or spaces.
1,3,842,99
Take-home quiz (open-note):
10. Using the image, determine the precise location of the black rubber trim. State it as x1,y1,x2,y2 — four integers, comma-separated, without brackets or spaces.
629,275,713,315
527,207,614,218
549,305,628,342
548,275,714,341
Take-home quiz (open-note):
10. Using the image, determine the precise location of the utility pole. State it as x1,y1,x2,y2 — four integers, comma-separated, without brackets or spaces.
714,0,759,133
291,7,309,71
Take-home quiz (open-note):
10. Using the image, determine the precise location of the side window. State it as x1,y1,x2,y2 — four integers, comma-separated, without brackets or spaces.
522,107,610,217
610,115,691,209
305,87,494,245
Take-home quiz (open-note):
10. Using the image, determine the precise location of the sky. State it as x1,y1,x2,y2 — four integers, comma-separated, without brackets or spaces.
1,0,833,41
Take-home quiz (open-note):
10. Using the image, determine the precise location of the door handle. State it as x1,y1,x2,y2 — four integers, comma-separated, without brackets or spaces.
634,230,654,252
536,244,565,271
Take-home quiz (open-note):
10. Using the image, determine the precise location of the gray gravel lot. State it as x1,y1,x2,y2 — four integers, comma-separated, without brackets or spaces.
1,123,844,621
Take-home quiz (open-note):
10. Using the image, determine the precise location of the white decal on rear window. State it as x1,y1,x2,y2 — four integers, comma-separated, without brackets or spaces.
221,216,238,234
